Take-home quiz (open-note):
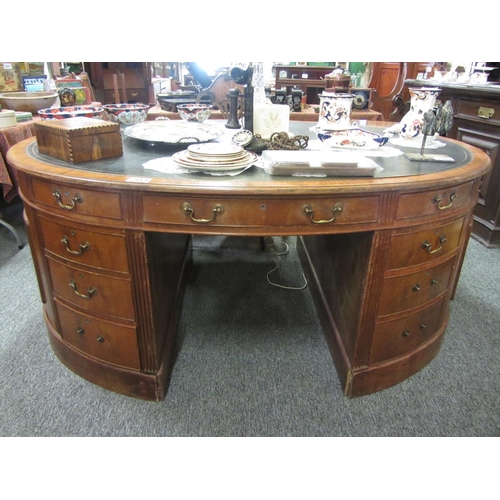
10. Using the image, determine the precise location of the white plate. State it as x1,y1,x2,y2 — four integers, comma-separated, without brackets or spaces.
187,143,243,156
123,120,224,144
172,150,258,171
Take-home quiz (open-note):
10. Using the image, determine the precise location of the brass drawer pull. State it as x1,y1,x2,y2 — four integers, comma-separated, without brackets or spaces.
432,191,457,210
69,280,97,299
181,202,224,223
402,330,410,337
61,236,90,255
53,191,83,210
96,335,105,343
422,234,447,254
412,284,420,292
478,107,494,119
302,203,343,224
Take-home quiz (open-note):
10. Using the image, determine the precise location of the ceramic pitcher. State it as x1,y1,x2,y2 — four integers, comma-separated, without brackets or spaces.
317,93,355,130
399,87,441,141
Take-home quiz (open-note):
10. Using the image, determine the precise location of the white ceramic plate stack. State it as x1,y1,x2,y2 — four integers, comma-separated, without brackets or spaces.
172,143,258,172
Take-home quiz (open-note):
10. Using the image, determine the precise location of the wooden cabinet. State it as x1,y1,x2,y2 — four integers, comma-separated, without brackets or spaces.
85,62,153,105
275,65,335,104
406,80,500,247
8,123,490,401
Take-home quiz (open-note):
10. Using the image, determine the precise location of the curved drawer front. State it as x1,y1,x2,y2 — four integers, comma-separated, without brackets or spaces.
31,178,122,220
378,258,455,317
395,181,474,220
370,297,445,364
55,300,140,369
142,195,381,228
47,257,135,320
386,217,465,271
39,216,129,273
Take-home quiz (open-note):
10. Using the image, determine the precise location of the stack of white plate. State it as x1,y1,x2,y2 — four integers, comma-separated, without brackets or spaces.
172,143,258,172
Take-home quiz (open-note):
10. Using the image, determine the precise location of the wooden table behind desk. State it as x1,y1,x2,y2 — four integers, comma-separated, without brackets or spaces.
146,104,384,122
0,120,37,202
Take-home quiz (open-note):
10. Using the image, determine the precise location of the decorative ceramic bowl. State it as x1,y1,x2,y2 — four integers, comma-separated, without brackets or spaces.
0,91,58,115
177,104,212,123
38,106,104,120
316,126,389,150
102,103,149,125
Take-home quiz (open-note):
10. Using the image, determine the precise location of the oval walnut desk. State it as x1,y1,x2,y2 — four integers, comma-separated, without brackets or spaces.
8,122,491,401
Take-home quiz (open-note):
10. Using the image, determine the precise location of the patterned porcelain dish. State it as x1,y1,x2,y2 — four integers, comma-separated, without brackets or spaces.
316,127,389,150
103,103,149,125
177,103,212,123
38,106,104,120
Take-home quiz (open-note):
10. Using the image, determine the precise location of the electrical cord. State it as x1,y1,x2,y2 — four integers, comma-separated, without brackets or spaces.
264,238,308,290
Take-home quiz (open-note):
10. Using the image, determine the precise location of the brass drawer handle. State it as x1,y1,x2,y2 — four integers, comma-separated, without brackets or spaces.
422,234,447,254
478,107,494,119
69,280,97,299
61,236,90,255
181,202,224,223
96,335,105,343
53,191,83,210
432,191,457,210
302,203,343,224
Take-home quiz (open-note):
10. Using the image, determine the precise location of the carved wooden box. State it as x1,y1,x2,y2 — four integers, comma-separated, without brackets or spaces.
35,117,122,164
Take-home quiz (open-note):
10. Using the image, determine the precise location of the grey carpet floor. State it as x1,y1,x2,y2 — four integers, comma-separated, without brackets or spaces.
1,198,499,437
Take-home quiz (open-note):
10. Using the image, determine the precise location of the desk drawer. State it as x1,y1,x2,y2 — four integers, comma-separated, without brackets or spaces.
378,258,455,317
55,300,140,369
455,98,500,125
39,216,129,273
395,181,474,220
47,257,135,320
142,194,381,228
32,178,122,220
370,297,445,364
386,217,465,270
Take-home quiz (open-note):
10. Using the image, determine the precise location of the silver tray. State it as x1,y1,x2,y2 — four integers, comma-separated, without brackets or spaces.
122,120,224,145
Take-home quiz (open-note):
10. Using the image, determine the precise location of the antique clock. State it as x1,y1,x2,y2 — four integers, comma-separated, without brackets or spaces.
350,88,372,110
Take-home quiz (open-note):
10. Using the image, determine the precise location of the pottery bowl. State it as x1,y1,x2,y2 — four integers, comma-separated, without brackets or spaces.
177,103,212,123
0,91,58,114
103,103,149,125
317,127,389,150
38,106,104,120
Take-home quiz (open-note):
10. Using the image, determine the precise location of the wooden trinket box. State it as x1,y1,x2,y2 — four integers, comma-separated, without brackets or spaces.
35,117,123,164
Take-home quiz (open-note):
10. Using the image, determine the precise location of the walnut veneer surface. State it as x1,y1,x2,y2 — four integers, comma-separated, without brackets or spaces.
8,121,490,401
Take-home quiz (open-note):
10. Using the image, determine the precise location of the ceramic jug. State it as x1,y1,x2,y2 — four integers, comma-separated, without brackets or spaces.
317,92,355,130
399,87,441,141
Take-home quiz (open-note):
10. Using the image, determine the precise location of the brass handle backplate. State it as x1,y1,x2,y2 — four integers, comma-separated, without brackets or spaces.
432,191,457,210
478,107,494,119
181,202,224,223
53,191,83,210
61,236,90,255
302,203,343,224
69,280,97,299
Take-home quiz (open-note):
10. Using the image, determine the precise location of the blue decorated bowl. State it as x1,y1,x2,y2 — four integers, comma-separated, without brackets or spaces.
38,106,104,120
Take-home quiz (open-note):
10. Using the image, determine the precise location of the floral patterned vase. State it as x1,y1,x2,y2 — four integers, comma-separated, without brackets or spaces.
317,92,355,130
399,87,441,141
